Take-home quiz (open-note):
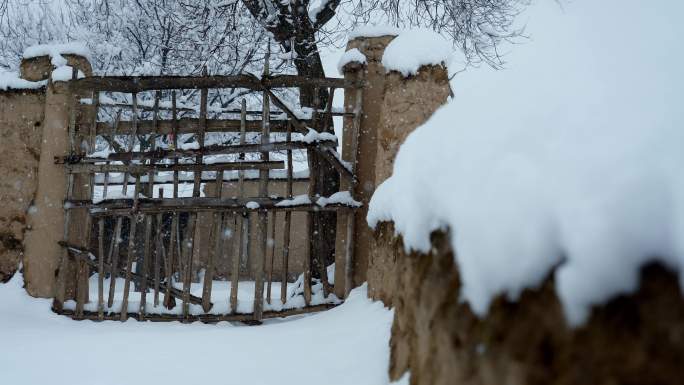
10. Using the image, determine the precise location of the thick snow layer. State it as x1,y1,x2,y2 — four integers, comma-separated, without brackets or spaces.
348,26,401,40
0,273,393,385
0,71,46,91
367,0,684,326
51,65,86,81
302,128,338,143
23,42,91,61
381,29,452,77
337,48,367,73
317,191,362,208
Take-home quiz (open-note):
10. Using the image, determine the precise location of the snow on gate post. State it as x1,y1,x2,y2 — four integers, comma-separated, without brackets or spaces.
22,49,93,300
335,29,451,299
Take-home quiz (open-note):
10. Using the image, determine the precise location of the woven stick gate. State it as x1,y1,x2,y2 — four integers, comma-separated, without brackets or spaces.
52,68,363,323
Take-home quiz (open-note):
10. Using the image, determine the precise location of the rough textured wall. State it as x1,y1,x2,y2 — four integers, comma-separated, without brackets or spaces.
369,222,684,385
375,66,451,184
0,90,45,282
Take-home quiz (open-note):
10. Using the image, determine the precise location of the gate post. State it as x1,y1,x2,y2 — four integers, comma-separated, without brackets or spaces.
23,55,92,299
334,34,397,298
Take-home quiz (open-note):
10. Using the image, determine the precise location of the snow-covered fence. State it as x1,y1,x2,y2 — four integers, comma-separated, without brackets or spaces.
10,49,365,323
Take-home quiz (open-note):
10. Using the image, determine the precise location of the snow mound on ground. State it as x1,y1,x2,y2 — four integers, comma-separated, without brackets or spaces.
381,29,452,77
338,48,367,73
367,0,684,326
0,70,46,91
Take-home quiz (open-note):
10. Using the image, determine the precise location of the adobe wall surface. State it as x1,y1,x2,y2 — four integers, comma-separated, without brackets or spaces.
375,66,451,184
0,91,45,282
369,222,684,385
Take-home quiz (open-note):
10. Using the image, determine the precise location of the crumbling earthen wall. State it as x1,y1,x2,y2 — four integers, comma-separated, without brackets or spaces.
370,223,684,385
0,90,46,282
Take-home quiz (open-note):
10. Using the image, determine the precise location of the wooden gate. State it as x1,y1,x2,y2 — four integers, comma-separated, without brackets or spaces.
52,68,363,323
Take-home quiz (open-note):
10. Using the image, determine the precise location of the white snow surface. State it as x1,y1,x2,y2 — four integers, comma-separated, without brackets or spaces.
337,48,367,73
381,29,452,77
0,273,394,385
302,128,338,143
0,70,46,91
367,0,684,326
23,42,91,61
51,65,86,81
348,25,401,40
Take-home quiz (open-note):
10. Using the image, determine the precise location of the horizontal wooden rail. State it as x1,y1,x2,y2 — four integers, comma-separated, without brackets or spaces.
71,74,360,93
66,196,360,215
55,140,335,164
91,174,310,186
56,303,337,323
66,160,285,174
85,102,355,117
89,118,298,135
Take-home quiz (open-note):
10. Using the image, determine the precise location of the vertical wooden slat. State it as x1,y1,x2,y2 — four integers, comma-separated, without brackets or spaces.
344,71,364,296
302,89,321,306
106,216,123,308
230,100,248,313
97,218,105,320
171,91,179,199
254,61,271,320
266,210,276,304
120,176,141,321
102,111,120,200
201,171,223,313
181,73,208,321
280,122,294,305
89,91,99,153
147,90,160,198
181,213,197,320
315,87,335,297
153,190,164,307
138,212,153,318
164,210,178,310
74,214,92,319
121,92,138,196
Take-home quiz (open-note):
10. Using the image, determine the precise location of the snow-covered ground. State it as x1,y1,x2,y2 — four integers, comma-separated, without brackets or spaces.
0,273,393,385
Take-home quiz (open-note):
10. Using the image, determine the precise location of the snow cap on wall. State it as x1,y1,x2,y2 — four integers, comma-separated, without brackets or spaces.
381,29,452,77
337,48,367,73
348,25,401,40
23,42,91,63
0,71,46,91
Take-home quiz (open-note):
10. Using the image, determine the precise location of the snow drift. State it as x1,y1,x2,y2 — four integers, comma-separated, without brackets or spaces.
367,0,684,325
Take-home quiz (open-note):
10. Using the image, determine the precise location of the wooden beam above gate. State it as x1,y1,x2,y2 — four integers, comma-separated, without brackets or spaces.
70,74,360,93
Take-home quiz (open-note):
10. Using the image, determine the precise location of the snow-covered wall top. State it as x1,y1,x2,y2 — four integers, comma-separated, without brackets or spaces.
23,42,91,63
348,25,401,40
381,29,452,77
337,48,367,73
0,71,46,91
367,0,684,326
